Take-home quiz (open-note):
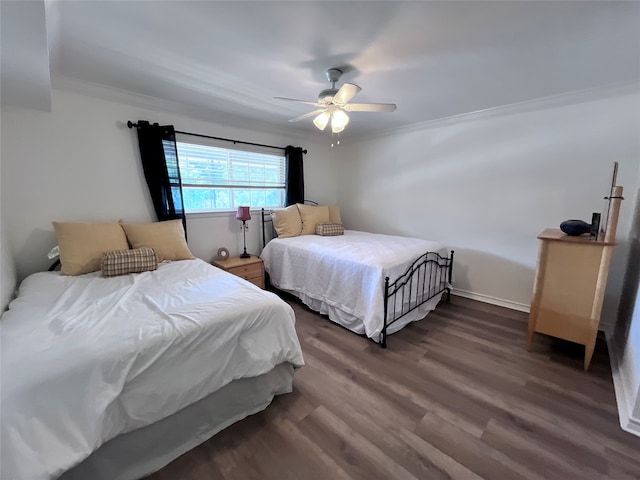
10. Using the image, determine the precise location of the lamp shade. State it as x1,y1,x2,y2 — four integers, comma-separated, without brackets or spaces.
236,206,251,222
331,109,349,133
313,111,330,131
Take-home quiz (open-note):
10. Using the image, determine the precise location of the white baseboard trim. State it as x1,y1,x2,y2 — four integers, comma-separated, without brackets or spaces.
604,326,640,438
452,289,530,313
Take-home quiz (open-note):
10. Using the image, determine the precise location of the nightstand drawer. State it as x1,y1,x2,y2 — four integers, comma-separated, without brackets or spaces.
212,255,265,289
244,273,265,289
237,270,262,281
228,263,263,277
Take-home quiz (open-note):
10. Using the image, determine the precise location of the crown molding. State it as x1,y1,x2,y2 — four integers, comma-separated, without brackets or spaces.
50,75,640,146
51,75,317,144
349,80,640,143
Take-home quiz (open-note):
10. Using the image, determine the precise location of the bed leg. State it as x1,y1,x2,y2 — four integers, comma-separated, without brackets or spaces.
381,276,389,348
447,250,454,303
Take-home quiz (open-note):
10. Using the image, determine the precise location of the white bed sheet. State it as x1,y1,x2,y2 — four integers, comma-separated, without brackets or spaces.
261,230,449,340
0,259,304,480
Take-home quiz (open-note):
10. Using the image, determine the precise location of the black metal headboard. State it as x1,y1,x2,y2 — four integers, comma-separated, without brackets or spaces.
48,259,61,271
261,208,273,248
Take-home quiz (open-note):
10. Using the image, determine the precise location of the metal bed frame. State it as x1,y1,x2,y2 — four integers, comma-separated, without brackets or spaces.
381,250,453,347
261,208,454,348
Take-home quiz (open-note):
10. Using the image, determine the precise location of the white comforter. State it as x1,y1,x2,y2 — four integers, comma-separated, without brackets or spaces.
0,259,304,480
261,230,449,340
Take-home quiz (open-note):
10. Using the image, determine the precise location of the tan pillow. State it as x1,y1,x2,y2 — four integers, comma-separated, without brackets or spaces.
102,247,158,277
328,204,342,224
315,222,344,236
297,204,330,235
271,205,302,238
53,221,129,276
121,220,194,262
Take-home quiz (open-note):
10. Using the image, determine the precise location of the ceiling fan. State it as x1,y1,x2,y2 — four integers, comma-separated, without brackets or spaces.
274,68,397,133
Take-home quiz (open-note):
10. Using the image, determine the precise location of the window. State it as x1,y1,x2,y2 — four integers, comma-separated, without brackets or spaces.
176,138,286,213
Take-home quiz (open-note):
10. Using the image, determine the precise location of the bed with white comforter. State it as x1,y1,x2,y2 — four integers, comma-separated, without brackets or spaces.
0,259,304,480
261,230,451,342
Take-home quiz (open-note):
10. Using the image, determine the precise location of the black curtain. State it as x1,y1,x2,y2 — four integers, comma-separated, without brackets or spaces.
285,145,304,206
134,121,187,236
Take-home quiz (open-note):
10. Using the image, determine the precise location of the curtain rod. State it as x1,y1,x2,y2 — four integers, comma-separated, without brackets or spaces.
126,121,307,154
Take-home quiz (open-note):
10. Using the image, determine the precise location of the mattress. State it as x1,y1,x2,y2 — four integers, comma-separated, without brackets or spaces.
261,230,449,340
0,259,304,480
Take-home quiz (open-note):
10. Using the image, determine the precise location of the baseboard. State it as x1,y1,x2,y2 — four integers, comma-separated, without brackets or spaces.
452,288,530,313
604,327,640,438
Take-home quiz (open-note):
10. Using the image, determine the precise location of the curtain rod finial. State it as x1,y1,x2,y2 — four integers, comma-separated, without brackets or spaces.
127,121,136,129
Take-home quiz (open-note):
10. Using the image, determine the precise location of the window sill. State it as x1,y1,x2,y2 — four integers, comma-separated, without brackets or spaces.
186,211,235,219
186,208,276,220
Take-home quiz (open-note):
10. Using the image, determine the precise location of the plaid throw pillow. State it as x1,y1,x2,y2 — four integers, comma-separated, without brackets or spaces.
101,247,158,277
315,222,344,236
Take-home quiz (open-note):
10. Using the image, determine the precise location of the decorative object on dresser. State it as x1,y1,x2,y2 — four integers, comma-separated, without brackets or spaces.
212,255,265,289
236,206,251,258
589,212,601,239
528,177,624,370
601,161,619,239
559,219,591,236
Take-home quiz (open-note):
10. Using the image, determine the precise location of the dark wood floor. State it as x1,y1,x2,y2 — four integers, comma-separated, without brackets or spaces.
149,296,640,480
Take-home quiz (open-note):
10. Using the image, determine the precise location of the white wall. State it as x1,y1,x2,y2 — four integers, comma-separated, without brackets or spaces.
624,282,640,431
0,117,18,310
0,218,17,313
1,87,337,281
336,84,640,319
612,162,640,436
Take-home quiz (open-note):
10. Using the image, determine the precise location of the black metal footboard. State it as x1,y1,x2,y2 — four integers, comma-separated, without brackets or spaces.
380,250,454,348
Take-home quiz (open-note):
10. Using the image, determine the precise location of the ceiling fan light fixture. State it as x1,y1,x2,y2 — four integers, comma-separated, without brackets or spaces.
331,109,349,133
313,111,330,131
276,67,397,133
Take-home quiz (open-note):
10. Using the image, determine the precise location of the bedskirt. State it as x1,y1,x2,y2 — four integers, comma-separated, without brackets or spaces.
59,363,296,480
280,286,445,339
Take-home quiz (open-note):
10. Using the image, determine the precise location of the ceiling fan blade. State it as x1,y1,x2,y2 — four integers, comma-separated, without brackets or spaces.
274,96,322,107
344,103,397,112
288,109,327,122
333,83,361,105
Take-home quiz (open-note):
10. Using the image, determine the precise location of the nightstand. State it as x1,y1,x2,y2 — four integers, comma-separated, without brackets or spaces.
212,255,265,289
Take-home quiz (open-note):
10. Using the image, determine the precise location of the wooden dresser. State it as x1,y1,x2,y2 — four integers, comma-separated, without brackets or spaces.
527,185,623,370
212,255,265,289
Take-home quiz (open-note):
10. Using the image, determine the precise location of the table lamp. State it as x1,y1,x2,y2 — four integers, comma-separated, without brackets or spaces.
236,206,251,258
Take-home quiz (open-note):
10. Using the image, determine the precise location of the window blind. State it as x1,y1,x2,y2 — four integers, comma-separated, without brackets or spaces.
175,141,286,212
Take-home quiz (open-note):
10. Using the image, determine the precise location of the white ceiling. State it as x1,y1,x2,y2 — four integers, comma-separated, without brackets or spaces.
2,1,639,138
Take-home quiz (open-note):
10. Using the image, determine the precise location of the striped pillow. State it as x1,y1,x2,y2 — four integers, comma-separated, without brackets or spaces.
315,222,344,236
101,247,158,277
